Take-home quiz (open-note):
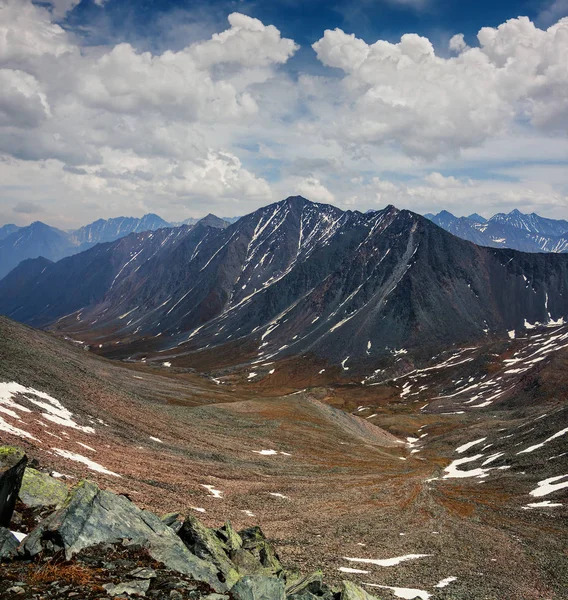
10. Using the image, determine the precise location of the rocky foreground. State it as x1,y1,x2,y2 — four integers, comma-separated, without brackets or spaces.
0,446,381,600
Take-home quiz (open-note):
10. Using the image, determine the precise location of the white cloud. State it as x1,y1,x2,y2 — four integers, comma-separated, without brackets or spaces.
0,3,567,226
312,17,568,158
296,177,335,204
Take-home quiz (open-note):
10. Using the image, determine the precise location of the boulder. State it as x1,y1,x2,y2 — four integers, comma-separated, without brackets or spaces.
18,467,67,508
0,527,19,560
230,547,268,577
216,521,243,553
178,515,240,588
239,526,284,577
0,446,27,527
340,581,381,600
285,571,326,597
231,575,286,600
22,480,225,592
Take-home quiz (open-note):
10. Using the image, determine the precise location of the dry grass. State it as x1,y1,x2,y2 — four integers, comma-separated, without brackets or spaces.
26,561,102,589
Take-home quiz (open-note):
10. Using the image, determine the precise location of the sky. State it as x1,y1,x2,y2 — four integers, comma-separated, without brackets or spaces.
0,0,567,228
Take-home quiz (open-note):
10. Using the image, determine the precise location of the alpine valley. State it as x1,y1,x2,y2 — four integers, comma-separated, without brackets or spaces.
1,197,567,600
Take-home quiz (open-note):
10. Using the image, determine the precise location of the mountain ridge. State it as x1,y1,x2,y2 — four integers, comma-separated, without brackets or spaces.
3,197,568,375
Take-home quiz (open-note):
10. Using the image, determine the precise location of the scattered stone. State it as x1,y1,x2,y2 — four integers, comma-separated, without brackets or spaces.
231,575,286,600
22,480,226,592
0,446,27,527
5,586,25,595
0,527,19,560
129,567,157,579
161,512,181,527
169,591,183,600
103,580,151,597
18,467,67,508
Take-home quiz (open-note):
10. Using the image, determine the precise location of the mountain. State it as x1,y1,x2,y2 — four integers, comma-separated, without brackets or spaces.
0,224,21,241
425,208,568,253
71,213,170,250
0,213,229,282
467,212,487,223
2,196,568,374
491,208,568,237
0,221,76,280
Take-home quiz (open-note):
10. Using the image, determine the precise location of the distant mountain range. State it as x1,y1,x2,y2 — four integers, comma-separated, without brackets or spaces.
424,209,568,253
2,196,568,372
0,213,231,280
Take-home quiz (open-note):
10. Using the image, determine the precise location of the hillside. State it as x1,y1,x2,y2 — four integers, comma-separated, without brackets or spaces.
0,316,567,598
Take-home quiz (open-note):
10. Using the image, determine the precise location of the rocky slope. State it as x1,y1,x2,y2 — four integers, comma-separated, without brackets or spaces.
0,316,566,599
3,197,568,373
1,446,378,600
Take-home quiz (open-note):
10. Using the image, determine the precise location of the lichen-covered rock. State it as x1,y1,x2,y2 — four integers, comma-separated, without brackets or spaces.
239,526,284,577
19,467,67,508
340,581,381,600
231,547,269,577
22,480,226,592
0,446,27,527
179,515,240,589
285,571,325,597
0,527,19,560
231,575,286,600
216,521,243,553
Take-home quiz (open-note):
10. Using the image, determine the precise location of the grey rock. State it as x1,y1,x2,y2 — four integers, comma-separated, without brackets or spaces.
18,467,67,508
103,579,151,597
239,527,283,577
129,567,157,579
22,480,225,592
230,548,268,576
231,575,286,600
340,581,381,600
179,515,240,588
0,446,27,527
169,591,183,600
5,586,25,595
285,571,324,596
216,521,243,553
161,512,181,527
0,527,19,560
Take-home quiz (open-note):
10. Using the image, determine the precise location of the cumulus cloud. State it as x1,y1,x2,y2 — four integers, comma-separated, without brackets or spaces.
312,17,568,158
0,2,567,226
0,2,293,223
296,177,335,204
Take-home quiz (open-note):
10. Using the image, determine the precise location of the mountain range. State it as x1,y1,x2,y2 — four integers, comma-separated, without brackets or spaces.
0,213,230,280
424,208,568,253
2,196,568,375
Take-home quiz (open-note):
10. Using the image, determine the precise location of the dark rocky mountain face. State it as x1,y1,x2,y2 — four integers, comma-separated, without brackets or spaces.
2,197,568,372
426,208,568,253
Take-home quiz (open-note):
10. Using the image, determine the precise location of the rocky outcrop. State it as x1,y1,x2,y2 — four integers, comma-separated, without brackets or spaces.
0,446,27,527
22,480,226,592
0,446,381,600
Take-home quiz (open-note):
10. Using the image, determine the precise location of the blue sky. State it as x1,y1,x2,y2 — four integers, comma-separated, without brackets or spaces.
0,0,567,227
